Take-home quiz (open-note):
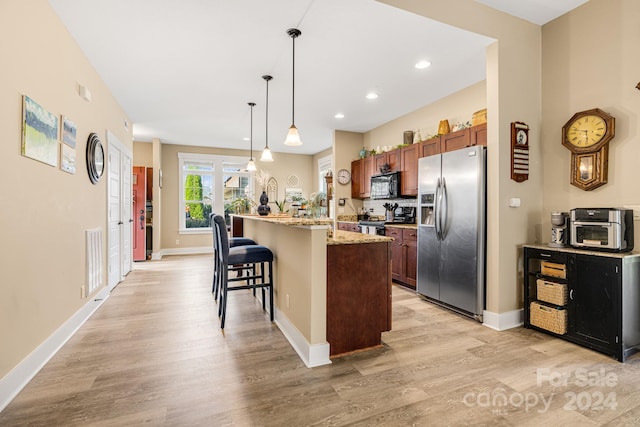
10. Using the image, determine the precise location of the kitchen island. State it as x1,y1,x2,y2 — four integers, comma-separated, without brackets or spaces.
232,214,392,365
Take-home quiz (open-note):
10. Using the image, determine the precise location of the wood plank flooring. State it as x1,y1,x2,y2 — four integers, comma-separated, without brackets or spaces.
2,254,640,426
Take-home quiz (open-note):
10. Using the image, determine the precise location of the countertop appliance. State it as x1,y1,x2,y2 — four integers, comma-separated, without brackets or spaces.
387,206,416,224
570,208,634,252
417,146,486,321
370,171,400,199
549,211,570,247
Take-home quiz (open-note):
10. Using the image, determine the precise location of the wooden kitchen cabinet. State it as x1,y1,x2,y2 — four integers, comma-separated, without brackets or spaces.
440,128,470,152
469,123,487,147
351,157,375,199
523,245,640,362
386,226,417,289
400,144,419,196
337,221,360,233
419,137,441,157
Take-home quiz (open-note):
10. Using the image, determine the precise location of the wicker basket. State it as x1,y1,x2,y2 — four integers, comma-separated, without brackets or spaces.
536,279,567,306
541,261,566,279
530,301,567,335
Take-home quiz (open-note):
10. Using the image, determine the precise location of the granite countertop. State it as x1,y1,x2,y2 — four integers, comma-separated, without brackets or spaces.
328,230,393,245
523,243,640,259
234,214,333,227
336,218,417,229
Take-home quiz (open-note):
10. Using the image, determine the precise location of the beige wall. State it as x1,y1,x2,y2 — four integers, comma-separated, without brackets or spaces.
0,0,132,378
333,130,366,215
133,141,153,167
541,0,640,245
365,81,487,149
157,143,315,251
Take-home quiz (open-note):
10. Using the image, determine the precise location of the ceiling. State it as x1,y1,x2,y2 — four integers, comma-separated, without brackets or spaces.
48,0,587,156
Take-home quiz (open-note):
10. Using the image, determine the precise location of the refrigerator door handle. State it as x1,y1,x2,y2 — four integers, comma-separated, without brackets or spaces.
440,177,448,240
435,177,442,241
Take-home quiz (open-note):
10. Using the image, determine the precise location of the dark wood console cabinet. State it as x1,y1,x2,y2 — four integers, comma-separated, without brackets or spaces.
524,245,640,362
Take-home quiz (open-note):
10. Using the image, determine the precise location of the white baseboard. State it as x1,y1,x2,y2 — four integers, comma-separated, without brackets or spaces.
154,246,212,260
482,308,523,331
0,287,110,412
274,310,331,368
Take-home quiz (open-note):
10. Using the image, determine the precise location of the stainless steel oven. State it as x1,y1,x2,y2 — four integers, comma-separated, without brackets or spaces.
570,208,634,252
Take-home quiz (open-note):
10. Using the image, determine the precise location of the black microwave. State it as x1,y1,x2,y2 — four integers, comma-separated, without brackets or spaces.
370,172,400,199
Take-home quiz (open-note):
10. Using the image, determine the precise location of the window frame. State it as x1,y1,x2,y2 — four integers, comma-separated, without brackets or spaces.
178,152,252,234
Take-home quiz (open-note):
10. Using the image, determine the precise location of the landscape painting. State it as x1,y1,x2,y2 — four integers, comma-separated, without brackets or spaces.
22,95,58,167
60,143,76,174
62,116,77,148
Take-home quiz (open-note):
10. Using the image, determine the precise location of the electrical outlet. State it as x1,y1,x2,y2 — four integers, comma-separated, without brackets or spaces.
286,294,290,309
176,239,180,245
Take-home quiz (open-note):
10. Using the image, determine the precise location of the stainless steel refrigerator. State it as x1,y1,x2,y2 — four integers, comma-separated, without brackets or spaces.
417,146,486,321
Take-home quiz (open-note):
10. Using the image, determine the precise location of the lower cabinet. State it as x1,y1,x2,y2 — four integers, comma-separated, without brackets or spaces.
337,221,360,233
386,226,417,289
524,245,640,362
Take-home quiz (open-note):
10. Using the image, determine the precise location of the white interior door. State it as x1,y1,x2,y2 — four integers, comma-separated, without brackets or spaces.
107,131,133,291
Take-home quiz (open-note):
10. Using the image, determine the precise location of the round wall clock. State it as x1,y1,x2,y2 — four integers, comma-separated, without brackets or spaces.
562,108,614,153
86,132,105,184
562,108,615,191
337,168,351,185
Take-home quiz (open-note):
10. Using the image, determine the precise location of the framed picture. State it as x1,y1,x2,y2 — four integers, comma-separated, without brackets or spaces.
62,116,77,148
60,144,76,174
22,95,59,167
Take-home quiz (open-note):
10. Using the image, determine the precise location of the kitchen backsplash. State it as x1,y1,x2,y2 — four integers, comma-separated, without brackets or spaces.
364,198,416,218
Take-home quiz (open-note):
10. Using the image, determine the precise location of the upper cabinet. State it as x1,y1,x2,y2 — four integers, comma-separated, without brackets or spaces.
350,124,487,200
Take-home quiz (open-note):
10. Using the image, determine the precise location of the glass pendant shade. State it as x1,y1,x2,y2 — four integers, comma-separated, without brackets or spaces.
260,147,273,162
284,124,302,146
246,158,257,171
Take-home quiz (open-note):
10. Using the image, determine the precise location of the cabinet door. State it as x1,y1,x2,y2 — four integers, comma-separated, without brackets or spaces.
351,159,363,199
363,156,375,198
387,148,401,171
385,227,403,282
569,254,620,351
400,144,419,196
441,129,470,152
419,137,441,157
375,153,388,174
403,228,417,288
470,123,487,147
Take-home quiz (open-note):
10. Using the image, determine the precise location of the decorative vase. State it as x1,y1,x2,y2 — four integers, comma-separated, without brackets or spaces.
257,191,270,216
359,147,367,159
438,120,450,135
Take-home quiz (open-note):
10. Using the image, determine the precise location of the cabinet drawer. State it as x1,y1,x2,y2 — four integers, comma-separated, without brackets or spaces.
402,228,417,241
525,248,567,265
385,227,402,239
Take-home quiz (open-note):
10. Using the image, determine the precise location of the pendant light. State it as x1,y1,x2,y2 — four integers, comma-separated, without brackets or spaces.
260,75,274,162
284,28,302,146
246,102,257,171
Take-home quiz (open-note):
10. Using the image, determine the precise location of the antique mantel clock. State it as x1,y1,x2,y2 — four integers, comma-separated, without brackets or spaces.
561,108,615,191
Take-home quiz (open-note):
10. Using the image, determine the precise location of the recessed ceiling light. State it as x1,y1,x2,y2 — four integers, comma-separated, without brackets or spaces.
415,60,431,69
334,113,345,119
243,137,250,141
366,92,378,100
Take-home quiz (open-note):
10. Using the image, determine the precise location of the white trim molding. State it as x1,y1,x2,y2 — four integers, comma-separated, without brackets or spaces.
482,308,524,331
0,287,110,412
275,309,331,368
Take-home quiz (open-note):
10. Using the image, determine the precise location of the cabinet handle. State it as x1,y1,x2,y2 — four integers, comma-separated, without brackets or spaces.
569,289,574,300
540,253,552,258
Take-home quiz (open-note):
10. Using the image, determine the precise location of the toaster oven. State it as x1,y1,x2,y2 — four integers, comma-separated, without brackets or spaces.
570,208,634,252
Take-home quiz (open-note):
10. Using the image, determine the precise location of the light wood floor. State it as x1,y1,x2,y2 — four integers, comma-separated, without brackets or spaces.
2,254,640,426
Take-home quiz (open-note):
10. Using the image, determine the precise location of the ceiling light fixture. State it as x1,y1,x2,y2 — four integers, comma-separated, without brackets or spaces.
260,75,274,162
366,92,378,100
284,28,302,146
246,102,257,171
334,113,345,119
415,60,431,69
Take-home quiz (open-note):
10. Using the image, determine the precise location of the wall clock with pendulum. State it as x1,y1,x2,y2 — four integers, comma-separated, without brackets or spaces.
561,108,615,191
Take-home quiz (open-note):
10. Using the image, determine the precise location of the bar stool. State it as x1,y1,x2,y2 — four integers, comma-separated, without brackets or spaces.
210,213,255,298
212,214,274,329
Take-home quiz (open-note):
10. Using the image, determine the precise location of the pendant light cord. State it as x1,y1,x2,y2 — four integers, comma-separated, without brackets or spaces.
249,102,255,159
266,78,270,148
291,34,295,126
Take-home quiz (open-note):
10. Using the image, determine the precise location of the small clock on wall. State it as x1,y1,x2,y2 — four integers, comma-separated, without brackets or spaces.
562,108,615,191
337,168,351,185
86,132,105,184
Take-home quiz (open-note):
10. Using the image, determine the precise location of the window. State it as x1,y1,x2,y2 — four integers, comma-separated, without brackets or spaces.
178,153,252,232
